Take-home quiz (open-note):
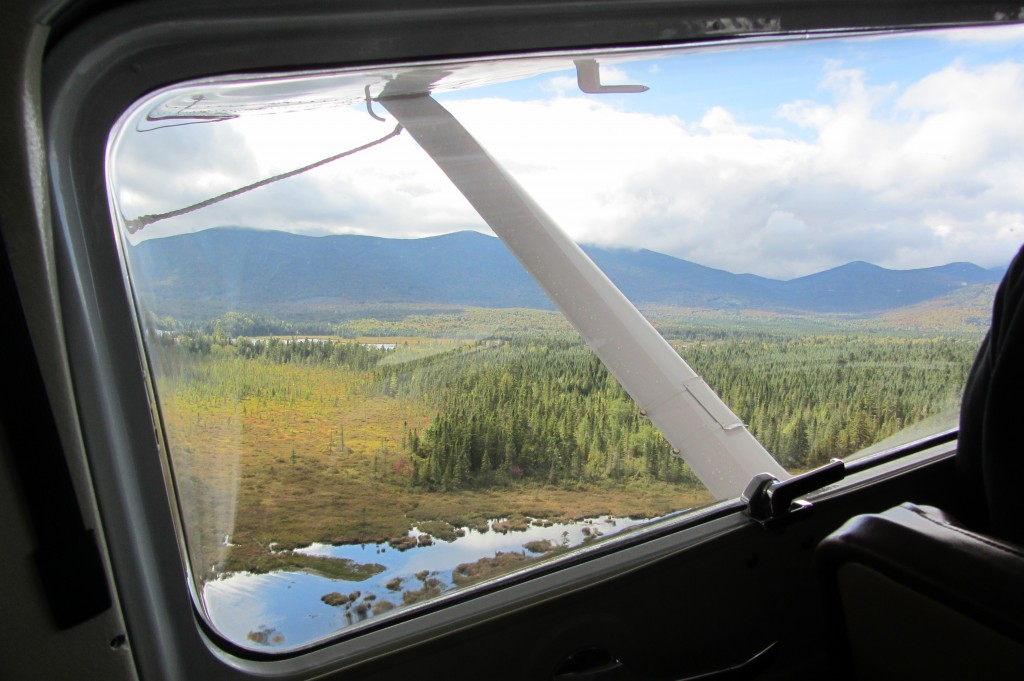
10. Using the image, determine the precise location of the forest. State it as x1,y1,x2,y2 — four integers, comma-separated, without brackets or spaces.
145,308,982,585
156,312,979,487
363,331,974,483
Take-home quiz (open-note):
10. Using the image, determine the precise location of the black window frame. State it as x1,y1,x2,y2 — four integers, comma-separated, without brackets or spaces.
38,1,1019,677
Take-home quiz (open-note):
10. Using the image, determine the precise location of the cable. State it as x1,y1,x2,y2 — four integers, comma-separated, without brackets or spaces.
124,123,403,233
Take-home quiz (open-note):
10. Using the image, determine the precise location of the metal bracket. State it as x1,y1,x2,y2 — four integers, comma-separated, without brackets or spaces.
742,460,846,523
574,59,649,94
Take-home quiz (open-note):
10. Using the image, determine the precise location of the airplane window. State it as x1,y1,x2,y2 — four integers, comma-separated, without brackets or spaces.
106,25,1022,652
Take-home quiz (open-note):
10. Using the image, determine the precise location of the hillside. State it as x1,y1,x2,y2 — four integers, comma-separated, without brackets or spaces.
127,227,1004,319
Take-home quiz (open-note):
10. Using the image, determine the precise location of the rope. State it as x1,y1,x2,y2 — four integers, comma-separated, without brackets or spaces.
125,123,403,233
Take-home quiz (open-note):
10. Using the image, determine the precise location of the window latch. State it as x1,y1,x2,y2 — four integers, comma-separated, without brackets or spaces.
742,460,846,522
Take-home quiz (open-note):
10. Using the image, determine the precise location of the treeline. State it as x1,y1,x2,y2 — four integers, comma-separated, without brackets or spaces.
375,336,694,489
676,336,979,467
153,331,392,373
146,308,573,341
153,318,981,488
232,337,388,372
147,311,303,338
380,333,979,484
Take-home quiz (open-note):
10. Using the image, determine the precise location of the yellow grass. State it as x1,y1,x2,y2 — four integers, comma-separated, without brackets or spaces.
157,353,711,580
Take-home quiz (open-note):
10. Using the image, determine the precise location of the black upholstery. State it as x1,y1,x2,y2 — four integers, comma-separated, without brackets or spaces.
957,245,1024,543
817,245,1024,678
818,503,1024,671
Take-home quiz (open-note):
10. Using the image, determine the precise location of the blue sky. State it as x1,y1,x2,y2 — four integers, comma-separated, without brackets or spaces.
111,24,1024,279
439,29,1024,138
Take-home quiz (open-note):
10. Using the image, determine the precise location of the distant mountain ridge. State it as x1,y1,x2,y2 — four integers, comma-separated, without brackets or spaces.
128,227,1003,317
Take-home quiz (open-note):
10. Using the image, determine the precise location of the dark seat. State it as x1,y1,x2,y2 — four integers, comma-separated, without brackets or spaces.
816,246,1024,679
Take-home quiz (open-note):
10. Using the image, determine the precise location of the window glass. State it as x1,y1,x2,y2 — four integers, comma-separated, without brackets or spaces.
107,25,1022,651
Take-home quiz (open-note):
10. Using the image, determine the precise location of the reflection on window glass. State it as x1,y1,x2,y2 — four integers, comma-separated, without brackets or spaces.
107,25,1022,651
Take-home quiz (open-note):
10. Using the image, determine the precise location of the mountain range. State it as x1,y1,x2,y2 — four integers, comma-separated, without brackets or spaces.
128,227,1004,317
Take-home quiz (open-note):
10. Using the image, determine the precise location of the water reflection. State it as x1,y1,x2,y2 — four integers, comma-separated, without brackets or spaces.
204,515,648,650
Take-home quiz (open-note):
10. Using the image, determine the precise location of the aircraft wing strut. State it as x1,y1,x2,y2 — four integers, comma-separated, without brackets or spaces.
380,89,788,499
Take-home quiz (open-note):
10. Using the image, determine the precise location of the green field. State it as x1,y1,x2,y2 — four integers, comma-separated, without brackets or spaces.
147,307,984,587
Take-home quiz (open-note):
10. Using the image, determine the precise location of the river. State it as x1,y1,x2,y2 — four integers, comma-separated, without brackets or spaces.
203,514,650,650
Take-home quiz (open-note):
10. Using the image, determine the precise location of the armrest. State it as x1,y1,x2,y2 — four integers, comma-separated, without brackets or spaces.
818,502,1024,642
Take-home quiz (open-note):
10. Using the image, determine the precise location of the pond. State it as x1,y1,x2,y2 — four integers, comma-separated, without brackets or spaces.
203,514,650,651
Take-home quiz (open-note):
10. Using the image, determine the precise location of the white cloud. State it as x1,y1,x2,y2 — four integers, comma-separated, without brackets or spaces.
441,61,1024,277
541,75,578,95
114,50,1024,279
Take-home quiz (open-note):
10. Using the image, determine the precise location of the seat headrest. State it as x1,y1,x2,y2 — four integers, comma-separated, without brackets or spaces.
958,245,1024,544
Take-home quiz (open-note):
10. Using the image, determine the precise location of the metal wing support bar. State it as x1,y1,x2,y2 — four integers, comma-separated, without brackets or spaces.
379,92,788,499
